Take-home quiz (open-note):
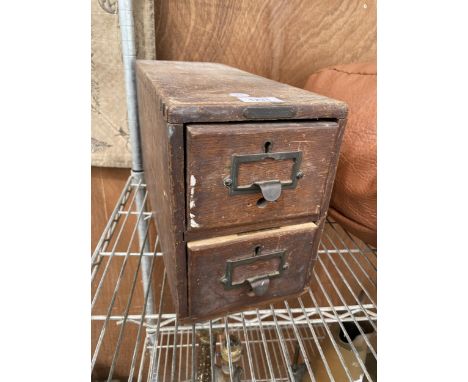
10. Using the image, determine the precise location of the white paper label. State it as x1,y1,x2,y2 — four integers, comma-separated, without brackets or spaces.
229,93,284,103
238,96,284,103
229,92,250,97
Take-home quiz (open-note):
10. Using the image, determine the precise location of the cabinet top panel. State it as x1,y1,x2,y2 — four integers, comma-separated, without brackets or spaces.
136,61,347,124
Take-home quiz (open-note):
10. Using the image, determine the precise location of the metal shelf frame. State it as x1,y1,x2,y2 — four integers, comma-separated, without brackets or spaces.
91,177,377,382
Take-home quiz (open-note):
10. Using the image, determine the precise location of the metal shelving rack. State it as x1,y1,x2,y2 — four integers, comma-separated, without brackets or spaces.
91,178,377,381
92,2,377,380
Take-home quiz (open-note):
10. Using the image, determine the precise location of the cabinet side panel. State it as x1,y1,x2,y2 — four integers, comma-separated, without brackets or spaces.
319,118,347,219
136,67,187,317
305,118,347,285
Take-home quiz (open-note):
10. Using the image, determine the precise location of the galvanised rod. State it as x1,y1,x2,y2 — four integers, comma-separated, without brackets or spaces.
319,244,378,332
321,239,376,307
296,296,336,382
184,329,190,380
136,334,148,382
147,271,167,382
282,301,316,382
117,0,157,357
92,307,377,327
301,327,317,368
269,305,295,381
253,323,269,380
307,288,355,382
241,313,256,382
317,255,377,357
117,0,143,172
170,316,179,381
323,230,377,289
311,277,373,382
145,343,155,382
283,329,309,382
191,324,195,382
132,173,156,329
155,332,167,382
107,221,152,382
325,217,376,253
363,241,377,255
91,178,142,284
91,181,146,307
151,335,347,350
325,219,377,272
161,332,169,382
91,175,133,266
91,190,149,370
327,219,377,270
128,237,158,381
177,328,184,381
237,328,248,379
255,308,276,381
224,317,235,382
267,326,285,378
319,248,373,254
117,211,152,216
209,320,215,382
99,251,162,257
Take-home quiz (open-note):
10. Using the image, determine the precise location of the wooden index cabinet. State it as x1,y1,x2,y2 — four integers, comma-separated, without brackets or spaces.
136,61,347,322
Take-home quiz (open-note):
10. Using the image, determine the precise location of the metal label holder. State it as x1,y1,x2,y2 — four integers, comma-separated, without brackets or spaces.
227,151,303,200
220,249,288,291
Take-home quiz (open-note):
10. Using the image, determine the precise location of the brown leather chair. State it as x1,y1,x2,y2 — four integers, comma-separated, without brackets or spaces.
304,62,377,246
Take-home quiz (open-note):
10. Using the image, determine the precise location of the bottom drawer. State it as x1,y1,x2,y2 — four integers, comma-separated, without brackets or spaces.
187,222,318,320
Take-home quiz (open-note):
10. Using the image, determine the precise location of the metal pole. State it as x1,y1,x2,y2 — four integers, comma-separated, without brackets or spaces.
118,0,143,173
117,0,155,328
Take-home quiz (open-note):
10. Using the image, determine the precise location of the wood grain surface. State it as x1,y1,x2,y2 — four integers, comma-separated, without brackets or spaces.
91,167,130,249
186,121,339,232
154,0,376,88
136,60,348,124
137,70,188,317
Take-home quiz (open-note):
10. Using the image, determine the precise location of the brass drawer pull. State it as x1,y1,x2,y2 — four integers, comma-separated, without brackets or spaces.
220,247,288,296
248,278,270,297
224,150,303,203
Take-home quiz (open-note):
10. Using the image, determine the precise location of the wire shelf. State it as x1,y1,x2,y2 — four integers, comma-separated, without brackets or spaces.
92,174,377,382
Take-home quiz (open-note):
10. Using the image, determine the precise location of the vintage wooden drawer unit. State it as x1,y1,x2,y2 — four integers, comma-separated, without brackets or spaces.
136,61,347,322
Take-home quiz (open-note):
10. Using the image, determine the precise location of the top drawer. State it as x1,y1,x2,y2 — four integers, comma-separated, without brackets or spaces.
186,121,338,232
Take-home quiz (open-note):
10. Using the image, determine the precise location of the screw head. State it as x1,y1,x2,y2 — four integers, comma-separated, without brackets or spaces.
223,177,233,187
296,171,304,179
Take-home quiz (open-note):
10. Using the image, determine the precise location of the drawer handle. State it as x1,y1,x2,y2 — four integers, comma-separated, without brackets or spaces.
255,180,282,202
224,150,303,203
248,277,270,297
220,247,288,296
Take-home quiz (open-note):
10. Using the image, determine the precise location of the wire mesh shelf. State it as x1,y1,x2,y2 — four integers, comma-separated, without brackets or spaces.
92,174,377,382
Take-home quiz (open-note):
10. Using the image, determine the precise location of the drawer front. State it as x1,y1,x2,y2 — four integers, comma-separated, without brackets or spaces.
187,223,317,318
186,121,338,231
